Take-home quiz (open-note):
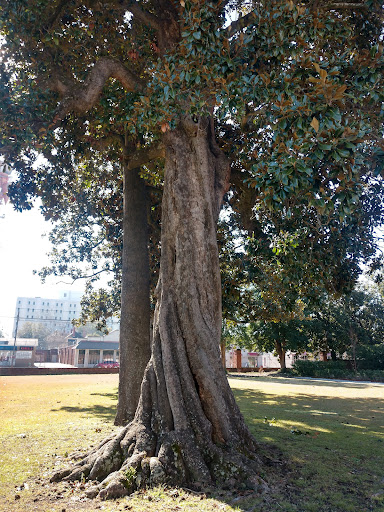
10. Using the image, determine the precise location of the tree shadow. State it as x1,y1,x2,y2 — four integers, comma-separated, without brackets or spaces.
233,387,384,437
51,404,116,421
90,391,118,400
228,374,383,389
218,386,384,511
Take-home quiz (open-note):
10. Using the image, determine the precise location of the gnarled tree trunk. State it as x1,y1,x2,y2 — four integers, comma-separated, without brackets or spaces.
52,118,262,498
114,164,151,426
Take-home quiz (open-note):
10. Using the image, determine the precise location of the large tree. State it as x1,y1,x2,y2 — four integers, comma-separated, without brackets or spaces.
1,0,383,499
35,150,159,425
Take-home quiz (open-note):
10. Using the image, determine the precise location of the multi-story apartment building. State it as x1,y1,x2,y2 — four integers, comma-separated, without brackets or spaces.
13,290,82,336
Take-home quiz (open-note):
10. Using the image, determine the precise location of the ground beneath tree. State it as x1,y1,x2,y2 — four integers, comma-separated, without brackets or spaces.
2,375,382,512
3,445,290,512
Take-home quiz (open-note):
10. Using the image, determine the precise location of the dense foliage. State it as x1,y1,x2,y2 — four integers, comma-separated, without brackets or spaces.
1,0,384,322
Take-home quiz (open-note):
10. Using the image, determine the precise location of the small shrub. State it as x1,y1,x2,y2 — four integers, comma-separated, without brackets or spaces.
355,344,384,370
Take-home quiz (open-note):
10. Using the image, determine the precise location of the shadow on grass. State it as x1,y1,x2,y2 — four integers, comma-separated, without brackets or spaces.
226,386,384,512
51,404,116,421
228,374,383,389
234,387,384,437
90,391,118,400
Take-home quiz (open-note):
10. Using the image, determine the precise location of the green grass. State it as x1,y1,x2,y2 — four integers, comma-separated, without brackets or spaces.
0,373,383,512
231,375,384,512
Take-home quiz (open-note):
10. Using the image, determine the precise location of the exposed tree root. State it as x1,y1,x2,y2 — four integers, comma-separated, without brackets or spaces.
51,417,266,500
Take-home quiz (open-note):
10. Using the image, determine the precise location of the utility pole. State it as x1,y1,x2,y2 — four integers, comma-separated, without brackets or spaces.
12,308,19,367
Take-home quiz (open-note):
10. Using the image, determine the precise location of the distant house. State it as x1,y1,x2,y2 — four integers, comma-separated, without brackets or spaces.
225,348,296,370
59,330,120,367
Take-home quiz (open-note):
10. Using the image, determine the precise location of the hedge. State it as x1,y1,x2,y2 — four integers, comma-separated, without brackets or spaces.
292,360,384,382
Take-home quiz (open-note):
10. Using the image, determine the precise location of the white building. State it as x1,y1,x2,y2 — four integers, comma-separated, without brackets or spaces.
13,290,82,336
225,348,296,369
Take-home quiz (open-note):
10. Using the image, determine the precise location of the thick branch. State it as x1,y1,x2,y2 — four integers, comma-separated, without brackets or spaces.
225,10,258,39
52,57,145,123
125,142,165,170
326,2,367,8
90,134,125,152
126,2,161,31
42,0,72,32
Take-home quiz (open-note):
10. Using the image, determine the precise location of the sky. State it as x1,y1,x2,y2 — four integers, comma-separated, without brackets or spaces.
0,200,84,336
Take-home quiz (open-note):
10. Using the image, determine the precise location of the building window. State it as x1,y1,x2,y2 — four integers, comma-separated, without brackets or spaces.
78,350,85,365
27,315,29,318
103,350,114,363
42,302,45,305
89,350,99,365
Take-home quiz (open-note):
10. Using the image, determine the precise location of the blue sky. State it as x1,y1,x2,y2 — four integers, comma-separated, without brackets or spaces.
0,201,84,336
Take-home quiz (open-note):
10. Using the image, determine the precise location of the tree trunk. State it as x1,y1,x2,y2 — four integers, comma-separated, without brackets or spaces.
114,165,151,425
350,327,358,372
220,338,227,369
51,118,263,498
275,340,286,371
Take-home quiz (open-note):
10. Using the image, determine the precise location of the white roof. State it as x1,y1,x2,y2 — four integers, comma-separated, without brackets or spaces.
0,337,39,346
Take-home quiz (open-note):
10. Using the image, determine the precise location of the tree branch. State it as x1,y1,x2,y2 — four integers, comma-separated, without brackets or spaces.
126,2,161,31
51,57,145,124
125,141,165,170
42,0,72,32
90,134,125,151
326,2,367,9
225,10,258,39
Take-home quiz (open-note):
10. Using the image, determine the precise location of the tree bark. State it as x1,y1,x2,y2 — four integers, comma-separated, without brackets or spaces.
275,340,286,371
51,118,264,498
114,164,151,425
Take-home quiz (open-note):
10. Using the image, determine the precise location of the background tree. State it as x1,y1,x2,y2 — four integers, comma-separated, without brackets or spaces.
18,321,52,348
250,319,309,371
1,0,384,499
307,287,384,369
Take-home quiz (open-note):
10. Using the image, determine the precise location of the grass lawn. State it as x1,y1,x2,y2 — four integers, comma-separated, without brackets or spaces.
0,373,383,512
